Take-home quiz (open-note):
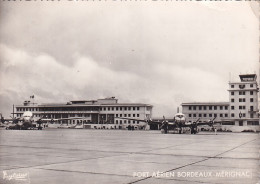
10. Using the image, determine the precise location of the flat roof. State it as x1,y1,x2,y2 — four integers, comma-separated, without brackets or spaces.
16,103,152,107
229,81,257,84
181,102,229,106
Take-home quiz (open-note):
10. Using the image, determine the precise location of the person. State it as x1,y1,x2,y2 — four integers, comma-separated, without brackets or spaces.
214,127,217,135
1,117,5,124
161,123,168,134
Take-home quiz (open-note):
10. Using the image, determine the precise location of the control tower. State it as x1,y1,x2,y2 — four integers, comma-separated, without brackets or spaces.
228,74,259,127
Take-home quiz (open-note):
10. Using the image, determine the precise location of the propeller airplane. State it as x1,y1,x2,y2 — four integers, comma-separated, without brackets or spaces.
0,111,87,130
118,113,217,134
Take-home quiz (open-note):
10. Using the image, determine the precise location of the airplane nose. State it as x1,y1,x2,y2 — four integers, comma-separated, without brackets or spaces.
24,117,30,122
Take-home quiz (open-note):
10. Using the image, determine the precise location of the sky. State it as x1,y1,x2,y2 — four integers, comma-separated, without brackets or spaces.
0,1,259,118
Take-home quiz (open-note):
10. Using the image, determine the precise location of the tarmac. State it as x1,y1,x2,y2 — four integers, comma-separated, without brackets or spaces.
0,129,259,184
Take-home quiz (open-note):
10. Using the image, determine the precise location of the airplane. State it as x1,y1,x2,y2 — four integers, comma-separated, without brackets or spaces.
117,113,216,134
1,111,87,130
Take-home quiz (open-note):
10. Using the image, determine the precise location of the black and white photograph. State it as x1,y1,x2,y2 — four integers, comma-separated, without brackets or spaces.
0,1,259,184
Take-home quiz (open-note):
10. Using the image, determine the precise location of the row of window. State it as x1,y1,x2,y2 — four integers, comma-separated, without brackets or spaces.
17,106,143,112
231,98,254,103
188,106,229,111
230,84,254,88
67,120,140,124
17,108,39,112
115,114,140,118
222,121,259,126
231,105,254,110
230,113,254,118
188,114,229,118
230,91,254,95
115,120,139,124
101,107,140,111
189,113,255,118
17,107,100,112
247,121,259,126
231,113,246,117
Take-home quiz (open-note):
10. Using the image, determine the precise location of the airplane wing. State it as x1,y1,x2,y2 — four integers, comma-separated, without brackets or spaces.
115,117,179,130
1,117,21,124
182,118,200,127
197,117,217,127
39,117,89,122
115,117,166,125
115,117,149,122
182,117,216,128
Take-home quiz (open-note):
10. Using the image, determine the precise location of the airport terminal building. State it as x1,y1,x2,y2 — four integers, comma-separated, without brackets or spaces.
14,97,153,129
182,74,259,132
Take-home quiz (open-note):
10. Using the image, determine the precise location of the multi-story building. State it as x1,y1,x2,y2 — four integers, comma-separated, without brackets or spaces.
227,74,259,127
182,102,230,123
14,97,153,129
182,74,260,132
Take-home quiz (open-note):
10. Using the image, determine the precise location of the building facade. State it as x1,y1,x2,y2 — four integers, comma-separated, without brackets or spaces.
182,102,230,123
15,97,153,129
226,74,259,130
182,74,260,132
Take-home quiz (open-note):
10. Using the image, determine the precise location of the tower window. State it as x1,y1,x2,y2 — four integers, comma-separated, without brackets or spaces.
239,85,245,89
239,91,246,95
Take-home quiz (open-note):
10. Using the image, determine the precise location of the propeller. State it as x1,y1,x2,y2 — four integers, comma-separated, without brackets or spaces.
191,118,200,127
1,117,5,124
208,117,216,127
190,118,200,134
12,117,19,124
160,116,169,134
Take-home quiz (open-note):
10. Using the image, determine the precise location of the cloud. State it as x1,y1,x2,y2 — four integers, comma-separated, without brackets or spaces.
0,43,231,117
0,2,258,118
